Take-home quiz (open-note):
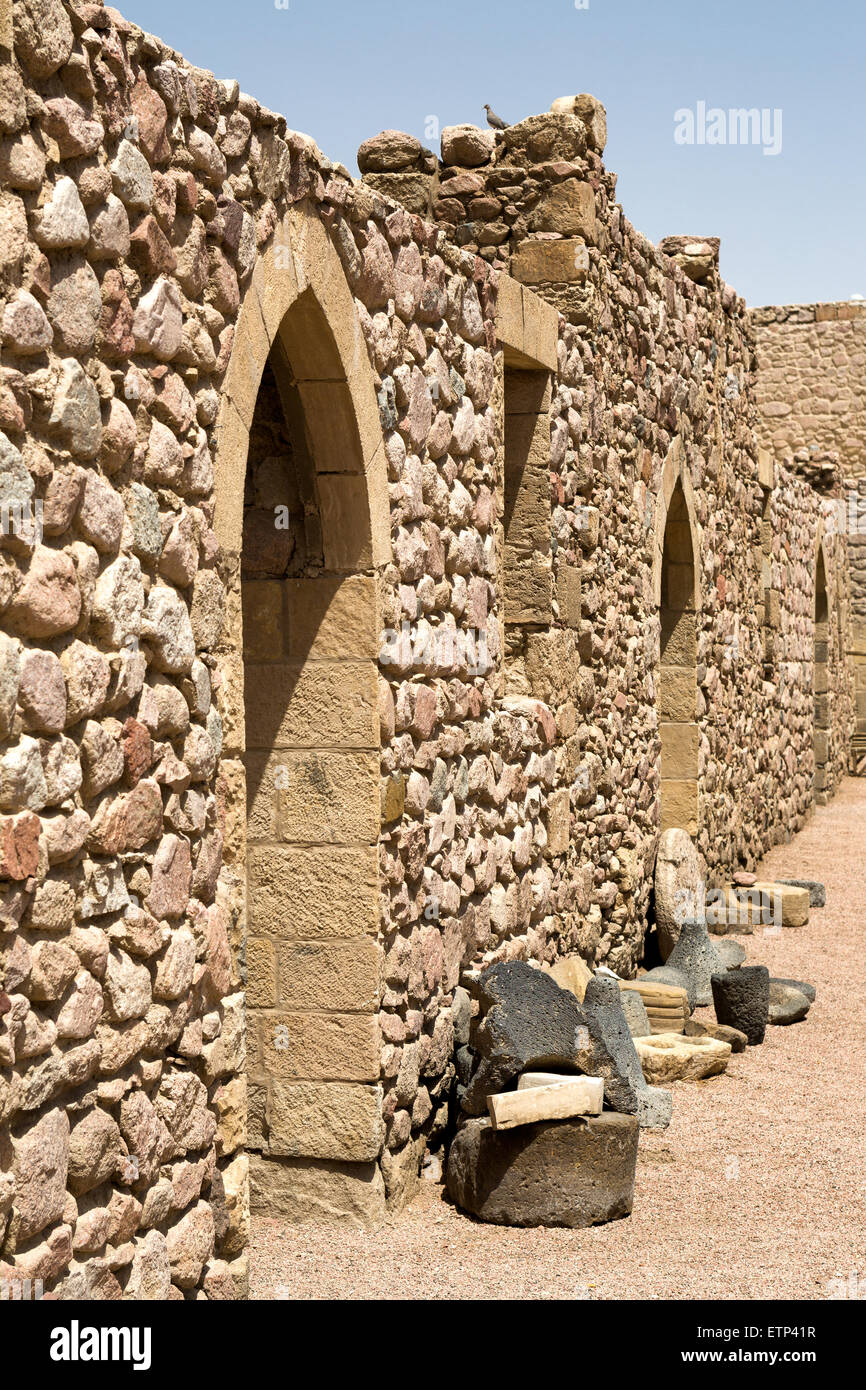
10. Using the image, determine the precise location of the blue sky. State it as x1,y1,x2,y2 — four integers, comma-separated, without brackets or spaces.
121,0,865,307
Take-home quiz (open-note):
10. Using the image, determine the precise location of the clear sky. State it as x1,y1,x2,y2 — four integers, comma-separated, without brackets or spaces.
120,0,865,308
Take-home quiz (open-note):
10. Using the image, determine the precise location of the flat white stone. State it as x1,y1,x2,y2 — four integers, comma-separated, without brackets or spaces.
487,1076,604,1130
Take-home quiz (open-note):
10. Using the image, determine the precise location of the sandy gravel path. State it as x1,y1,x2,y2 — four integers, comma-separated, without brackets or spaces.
250,777,866,1300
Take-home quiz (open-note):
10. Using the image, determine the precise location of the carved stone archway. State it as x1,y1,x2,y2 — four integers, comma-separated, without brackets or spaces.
653,439,701,836
813,522,830,803
213,203,392,1224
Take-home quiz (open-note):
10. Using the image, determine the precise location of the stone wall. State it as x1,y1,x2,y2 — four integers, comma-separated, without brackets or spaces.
0,1,857,1297
752,301,866,755
752,301,866,480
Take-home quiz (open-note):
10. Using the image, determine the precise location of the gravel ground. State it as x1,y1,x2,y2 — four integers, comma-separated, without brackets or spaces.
250,778,866,1300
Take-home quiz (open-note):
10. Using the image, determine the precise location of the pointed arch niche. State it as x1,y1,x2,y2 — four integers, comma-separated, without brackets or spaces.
652,441,701,837
813,534,830,801
213,206,392,1223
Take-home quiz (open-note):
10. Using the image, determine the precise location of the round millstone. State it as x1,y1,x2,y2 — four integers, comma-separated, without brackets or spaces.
445,1112,639,1228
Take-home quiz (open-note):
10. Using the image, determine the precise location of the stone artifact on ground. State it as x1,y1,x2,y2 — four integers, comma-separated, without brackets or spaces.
771,977,816,1003
662,918,726,1007
776,879,826,908
634,1032,732,1084
580,975,672,1128
619,987,652,1037
487,1075,604,1129
654,828,706,959
711,966,771,1044
721,881,810,931
445,1113,639,1227
756,881,810,928
462,964,671,1129
460,962,591,1115
639,965,697,1011
621,979,690,1032
714,938,747,969
685,1017,748,1052
768,980,812,1025
0,0,859,1297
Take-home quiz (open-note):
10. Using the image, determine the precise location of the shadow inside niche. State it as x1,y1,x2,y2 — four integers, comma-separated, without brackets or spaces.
639,883,665,970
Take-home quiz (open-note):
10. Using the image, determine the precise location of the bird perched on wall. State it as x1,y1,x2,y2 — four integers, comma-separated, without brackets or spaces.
484,104,508,130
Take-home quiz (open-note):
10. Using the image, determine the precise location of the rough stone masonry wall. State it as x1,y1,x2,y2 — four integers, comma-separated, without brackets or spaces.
356,108,854,1198
0,0,855,1294
360,110,854,860
752,301,866,479
752,301,866,756
0,0,260,1299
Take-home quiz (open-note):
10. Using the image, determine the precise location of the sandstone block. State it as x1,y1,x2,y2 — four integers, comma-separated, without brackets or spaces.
487,1075,604,1129
531,178,596,240
248,1153,386,1227
441,124,495,167
267,1081,384,1163
511,238,589,285
543,953,593,1002
256,1011,380,1083
634,1032,731,1084
248,844,377,940
277,939,380,1012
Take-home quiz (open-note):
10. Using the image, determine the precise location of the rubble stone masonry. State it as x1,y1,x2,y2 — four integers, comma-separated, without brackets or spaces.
753,301,866,753
0,1,857,1297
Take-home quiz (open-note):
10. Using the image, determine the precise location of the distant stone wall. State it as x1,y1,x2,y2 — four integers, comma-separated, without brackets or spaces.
0,0,856,1299
752,300,866,753
752,301,866,480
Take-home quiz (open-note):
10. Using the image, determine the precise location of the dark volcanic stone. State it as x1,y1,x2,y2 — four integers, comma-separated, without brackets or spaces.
462,963,671,1128
445,1113,639,1227
665,918,725,1007
620,987,651,1037
714,938,746,969
711,965,770,1044
461,962,586,1115
776,879,826,908
579,975,646,1112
